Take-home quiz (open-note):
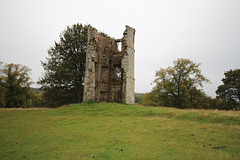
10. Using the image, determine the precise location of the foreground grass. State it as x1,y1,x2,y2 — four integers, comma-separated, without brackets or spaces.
0,102,239,160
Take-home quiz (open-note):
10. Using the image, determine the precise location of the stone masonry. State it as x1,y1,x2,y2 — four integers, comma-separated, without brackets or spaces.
83,25,135,104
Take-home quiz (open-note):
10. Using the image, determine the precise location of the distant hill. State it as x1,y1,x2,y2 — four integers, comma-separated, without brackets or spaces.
31,88,43,94
135,93,145,103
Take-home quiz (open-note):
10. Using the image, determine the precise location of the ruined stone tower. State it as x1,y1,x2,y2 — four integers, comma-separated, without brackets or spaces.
83,25,135,104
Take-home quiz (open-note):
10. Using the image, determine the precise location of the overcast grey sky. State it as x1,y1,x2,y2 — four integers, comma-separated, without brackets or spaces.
0,0,240,97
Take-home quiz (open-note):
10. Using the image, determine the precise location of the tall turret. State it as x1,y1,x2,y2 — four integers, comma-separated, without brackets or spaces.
122,25,135,104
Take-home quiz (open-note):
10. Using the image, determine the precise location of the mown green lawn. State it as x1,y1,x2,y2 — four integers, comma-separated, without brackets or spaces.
0,102,239,160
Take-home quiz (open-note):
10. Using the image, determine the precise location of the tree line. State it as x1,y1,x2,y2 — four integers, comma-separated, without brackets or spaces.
0,23,239,110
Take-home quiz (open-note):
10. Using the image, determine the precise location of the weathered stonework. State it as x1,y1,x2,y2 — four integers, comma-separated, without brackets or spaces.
83,25,135,104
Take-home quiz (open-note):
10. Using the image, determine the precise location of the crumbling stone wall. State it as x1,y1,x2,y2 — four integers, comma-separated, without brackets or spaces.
83,25,135,104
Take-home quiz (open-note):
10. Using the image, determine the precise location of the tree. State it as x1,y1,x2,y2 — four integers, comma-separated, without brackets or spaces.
0,62,34,108
216,69,240,110
38,23,89,107
151,58,210,109
142,92,163,106
0,61,6,107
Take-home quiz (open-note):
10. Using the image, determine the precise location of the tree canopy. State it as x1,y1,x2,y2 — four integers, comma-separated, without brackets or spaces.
216,69,240,110
144,58,210,109
0,62,34,108
38,23,89,107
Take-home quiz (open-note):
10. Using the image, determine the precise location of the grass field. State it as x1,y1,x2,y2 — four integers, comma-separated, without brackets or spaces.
0,102,239,160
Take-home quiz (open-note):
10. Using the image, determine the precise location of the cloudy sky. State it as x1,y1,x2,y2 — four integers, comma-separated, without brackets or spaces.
0,0,239,97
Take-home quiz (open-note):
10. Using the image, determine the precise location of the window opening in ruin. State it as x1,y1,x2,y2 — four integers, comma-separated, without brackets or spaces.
114,65,122,84
117,42,122,52
116,67,121,78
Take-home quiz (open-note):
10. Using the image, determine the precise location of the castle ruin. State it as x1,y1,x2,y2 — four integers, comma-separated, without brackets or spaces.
83,25,135,104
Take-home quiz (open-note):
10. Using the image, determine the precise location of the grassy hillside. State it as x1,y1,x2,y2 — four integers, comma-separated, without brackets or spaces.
0,102,239,159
